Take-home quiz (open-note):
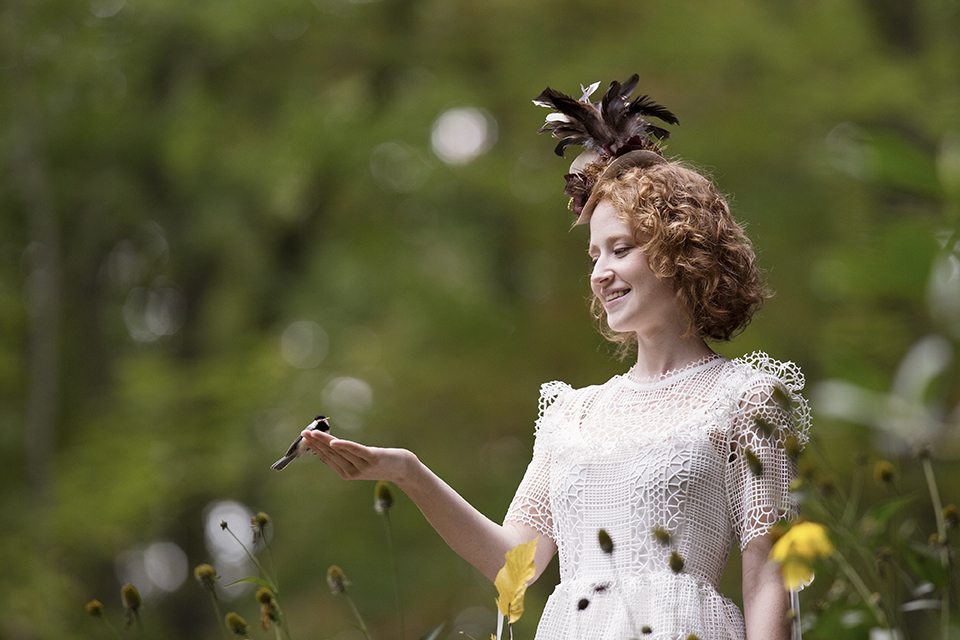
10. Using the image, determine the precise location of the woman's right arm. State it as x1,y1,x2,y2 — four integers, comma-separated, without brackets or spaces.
300,429,557,582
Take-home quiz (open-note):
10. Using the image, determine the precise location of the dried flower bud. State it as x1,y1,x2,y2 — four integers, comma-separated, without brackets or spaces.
194,564,219,591
783,432,801,459
873,461,895,485
597,529,614,555
374,481,394,514
121,583,142,629
251,512,270,547
121,584,141,612
942,504,959,530
256,588,279,630
641,626,652,634
220,520,229,530
577,598,590,611
85,599,104,617
752,416,776,438
327,565,349,595
669,551,685,573
651,526,671,546
745,448,764,477
225,612,249,636
772,386,793,413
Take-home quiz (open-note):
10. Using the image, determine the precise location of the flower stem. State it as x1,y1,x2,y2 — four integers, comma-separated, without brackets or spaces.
208,592,229,640
99,616,123,639
382,511,405,640
921,455,950,640
834,550,887,628
344,593,372,640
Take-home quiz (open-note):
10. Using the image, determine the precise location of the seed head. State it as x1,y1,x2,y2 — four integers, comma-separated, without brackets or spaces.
194,564,219,591
374,481,394,514
326,565,349,595
121,584,141,612
943,504,959,530
783,432,801,459
669,551,685,574
651,526,671,546
873,460,896,485
85,599,104,617
225,612,249,636
251,512,271,547
256,588,279,630
752,415,776,438
121,583,142,629
745,447,764,477
597,529,614,555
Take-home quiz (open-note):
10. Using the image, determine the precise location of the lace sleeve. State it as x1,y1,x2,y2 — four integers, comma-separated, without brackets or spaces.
502,381,570,541
726,353,811,550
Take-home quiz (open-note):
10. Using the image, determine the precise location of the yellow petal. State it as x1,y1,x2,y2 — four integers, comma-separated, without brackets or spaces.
494,538,539,624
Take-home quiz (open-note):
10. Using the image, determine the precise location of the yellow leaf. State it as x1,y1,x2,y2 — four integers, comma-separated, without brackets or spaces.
494,537,538,624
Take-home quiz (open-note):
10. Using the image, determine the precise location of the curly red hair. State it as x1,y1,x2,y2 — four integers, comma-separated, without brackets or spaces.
588,161,769,355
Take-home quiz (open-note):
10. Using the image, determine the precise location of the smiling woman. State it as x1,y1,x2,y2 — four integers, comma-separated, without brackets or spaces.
294,75,810,640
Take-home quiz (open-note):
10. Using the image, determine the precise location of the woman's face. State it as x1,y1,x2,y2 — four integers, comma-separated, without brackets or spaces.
588,200,682,338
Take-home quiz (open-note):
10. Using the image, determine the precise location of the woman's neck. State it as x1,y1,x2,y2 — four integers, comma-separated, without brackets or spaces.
631,333,714,380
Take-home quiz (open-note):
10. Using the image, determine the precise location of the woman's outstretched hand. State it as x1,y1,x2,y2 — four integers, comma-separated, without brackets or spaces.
299,428,414,485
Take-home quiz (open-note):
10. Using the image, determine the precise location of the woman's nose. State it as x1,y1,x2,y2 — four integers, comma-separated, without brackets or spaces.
590,258,611,285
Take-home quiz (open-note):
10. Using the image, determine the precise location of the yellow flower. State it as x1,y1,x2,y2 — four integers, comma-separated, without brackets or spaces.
769,521,834,590
494,537,538,624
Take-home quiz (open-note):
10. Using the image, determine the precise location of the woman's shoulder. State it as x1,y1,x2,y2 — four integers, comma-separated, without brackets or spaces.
722,350,812,441
730,350,806,392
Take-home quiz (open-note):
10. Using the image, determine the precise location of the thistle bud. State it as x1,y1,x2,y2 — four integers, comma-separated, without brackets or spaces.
752,416,776,438
873,461,895,485
745,448,764,477
943,504,959,530
669,551,685,573
225,612,249,636
597,529,614,555
194,563,219,592
327,565,349,595
121,583,142,629
374,481,394,514
784,432,801,459
85,599,104,617
251,512,270,547
651,526,671,546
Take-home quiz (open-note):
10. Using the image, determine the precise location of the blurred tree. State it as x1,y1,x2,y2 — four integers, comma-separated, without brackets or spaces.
0,0,957,637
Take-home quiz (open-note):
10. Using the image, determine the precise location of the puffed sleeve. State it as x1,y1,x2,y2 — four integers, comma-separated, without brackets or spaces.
726,354,811,550
502,381,570,542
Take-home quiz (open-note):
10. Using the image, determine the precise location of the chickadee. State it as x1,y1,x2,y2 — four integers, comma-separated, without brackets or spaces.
271,415,331,471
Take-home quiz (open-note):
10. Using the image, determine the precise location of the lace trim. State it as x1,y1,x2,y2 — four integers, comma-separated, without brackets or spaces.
619,353,725,390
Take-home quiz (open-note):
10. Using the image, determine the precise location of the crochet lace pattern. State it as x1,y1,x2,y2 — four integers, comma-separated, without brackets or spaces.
504,352,810,640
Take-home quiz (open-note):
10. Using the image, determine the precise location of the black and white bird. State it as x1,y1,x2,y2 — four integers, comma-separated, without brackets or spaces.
271,415,331,471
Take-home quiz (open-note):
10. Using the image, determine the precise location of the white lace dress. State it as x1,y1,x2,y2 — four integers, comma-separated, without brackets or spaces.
504,352,811,640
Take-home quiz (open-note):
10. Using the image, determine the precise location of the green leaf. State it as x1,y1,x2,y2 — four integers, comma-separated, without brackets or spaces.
226,576,279,593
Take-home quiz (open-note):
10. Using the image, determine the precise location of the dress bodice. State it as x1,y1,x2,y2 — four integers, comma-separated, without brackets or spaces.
504,352,810,640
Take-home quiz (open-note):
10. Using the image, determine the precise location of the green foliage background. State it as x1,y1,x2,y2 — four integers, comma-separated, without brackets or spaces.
1,0,958,638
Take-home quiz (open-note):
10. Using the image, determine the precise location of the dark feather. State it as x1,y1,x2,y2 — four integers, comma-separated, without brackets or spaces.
534,74,678,160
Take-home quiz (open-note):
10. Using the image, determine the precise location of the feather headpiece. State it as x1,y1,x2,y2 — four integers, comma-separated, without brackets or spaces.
533,74,678,222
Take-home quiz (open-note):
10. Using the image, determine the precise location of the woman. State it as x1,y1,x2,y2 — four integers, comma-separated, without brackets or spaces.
300,76,809,640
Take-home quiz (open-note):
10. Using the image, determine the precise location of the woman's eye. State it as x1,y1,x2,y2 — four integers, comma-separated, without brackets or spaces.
614,246,633,256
